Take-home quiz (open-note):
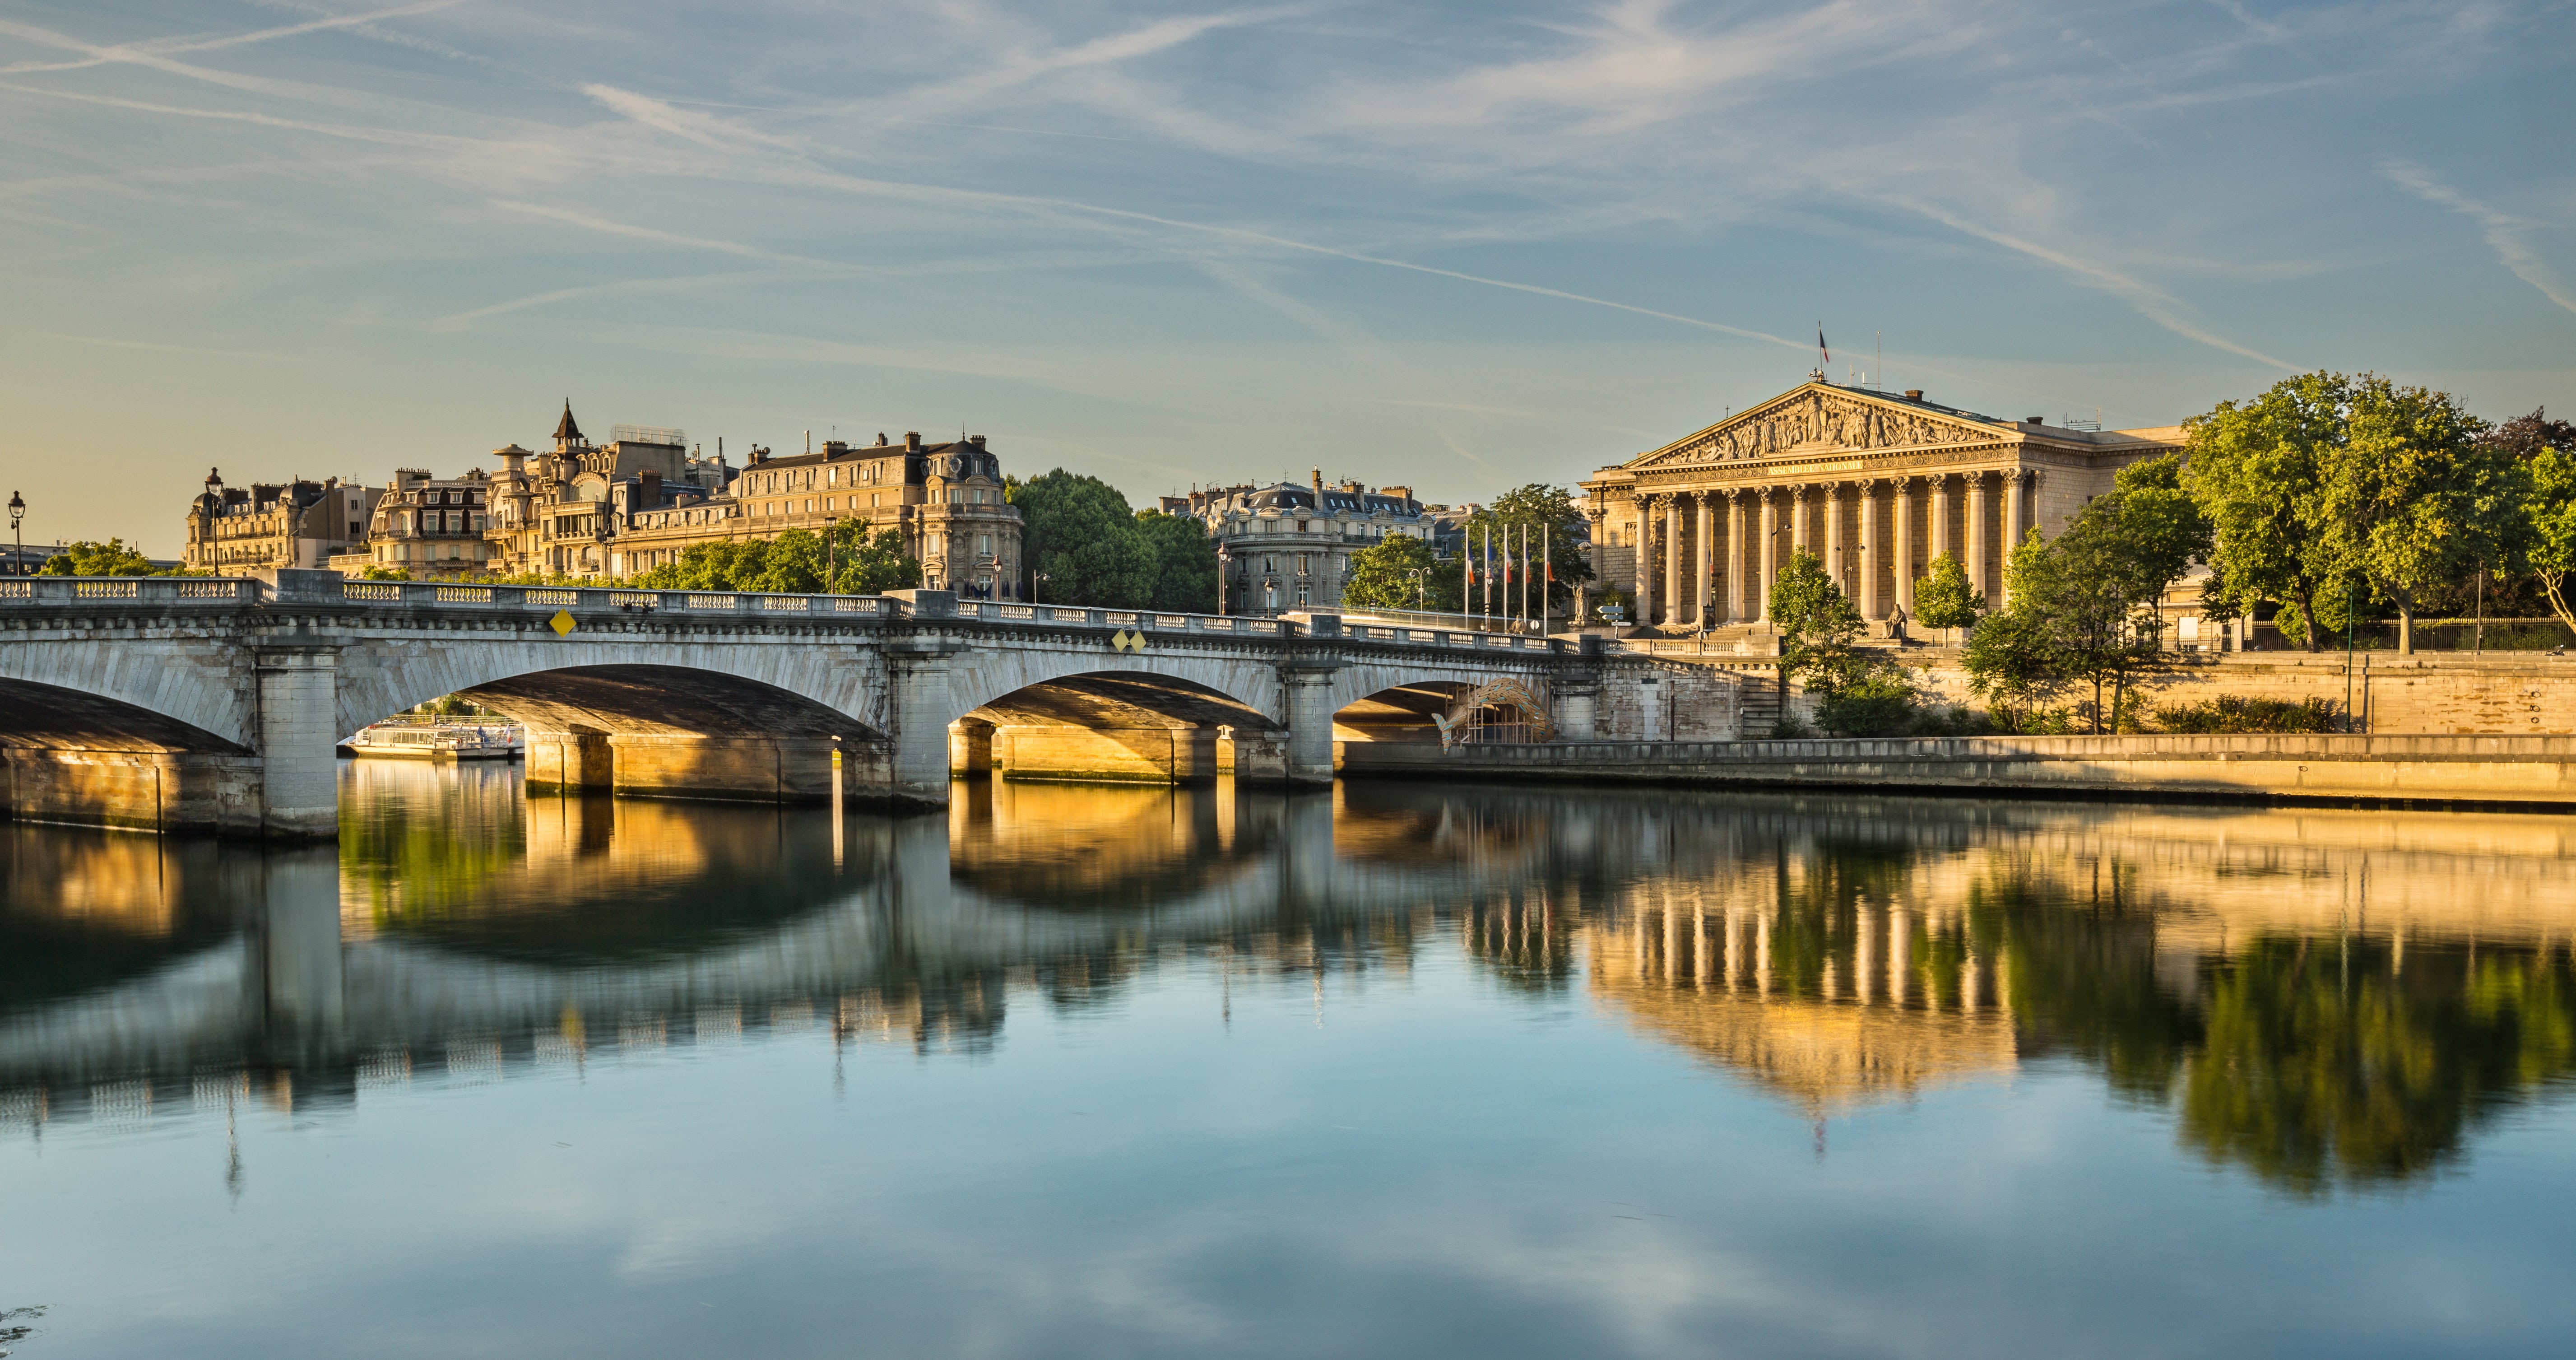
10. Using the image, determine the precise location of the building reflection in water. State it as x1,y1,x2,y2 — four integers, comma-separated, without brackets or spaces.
4,765,2573,1197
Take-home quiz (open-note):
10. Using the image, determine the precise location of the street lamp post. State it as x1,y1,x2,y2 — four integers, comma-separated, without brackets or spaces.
1407,566,1427,612
1032,570,1050,606
6,490,22,577
824,516,839,593
1216,545,1231,615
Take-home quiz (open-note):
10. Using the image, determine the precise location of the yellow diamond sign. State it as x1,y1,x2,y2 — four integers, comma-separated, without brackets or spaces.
549,609,576,636
1110,628,1147,654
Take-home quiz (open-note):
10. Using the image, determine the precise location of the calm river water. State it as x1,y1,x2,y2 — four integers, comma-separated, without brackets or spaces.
5,763,2575,1358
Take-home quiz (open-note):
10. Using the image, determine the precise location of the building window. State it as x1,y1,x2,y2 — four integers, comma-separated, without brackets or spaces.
1297,554,1310,576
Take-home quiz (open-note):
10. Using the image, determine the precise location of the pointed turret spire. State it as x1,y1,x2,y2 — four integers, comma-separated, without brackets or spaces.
554,399,584,447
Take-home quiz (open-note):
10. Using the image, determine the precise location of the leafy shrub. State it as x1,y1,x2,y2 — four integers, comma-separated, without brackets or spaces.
1815,666,1919,736
2154,694,2341,734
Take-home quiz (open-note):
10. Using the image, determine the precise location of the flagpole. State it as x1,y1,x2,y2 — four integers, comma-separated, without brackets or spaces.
1504,520,1525,631
1542,526,1552,637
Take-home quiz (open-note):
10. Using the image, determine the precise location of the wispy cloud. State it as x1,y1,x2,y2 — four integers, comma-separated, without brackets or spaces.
2380,158,2576,319
1888,196,2302,370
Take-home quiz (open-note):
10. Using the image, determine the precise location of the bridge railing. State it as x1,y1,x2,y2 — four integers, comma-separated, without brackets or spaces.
0,577,261,605
1,576,1567,651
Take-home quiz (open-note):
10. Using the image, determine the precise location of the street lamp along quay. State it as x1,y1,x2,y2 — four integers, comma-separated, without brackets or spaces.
7,490,23,577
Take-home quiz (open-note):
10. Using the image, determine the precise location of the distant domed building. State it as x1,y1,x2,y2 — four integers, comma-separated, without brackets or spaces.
1162,471,1426,615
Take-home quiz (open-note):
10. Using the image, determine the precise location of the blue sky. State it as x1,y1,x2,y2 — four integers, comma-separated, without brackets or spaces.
3,0,2570,555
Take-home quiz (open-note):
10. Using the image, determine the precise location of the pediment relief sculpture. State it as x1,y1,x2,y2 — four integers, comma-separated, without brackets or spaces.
1634,390,1993,469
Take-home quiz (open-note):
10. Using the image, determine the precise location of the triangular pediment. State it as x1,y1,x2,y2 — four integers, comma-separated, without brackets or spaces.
1627,382,2009,470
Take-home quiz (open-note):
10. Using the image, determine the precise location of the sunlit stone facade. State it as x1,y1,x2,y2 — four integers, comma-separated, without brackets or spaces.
1578,379,2182,629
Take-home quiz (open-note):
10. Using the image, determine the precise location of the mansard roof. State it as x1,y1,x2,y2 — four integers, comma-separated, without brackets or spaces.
749,438,973,471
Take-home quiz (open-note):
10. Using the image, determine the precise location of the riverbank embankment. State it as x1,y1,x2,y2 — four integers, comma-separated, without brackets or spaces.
1337,734,2576,809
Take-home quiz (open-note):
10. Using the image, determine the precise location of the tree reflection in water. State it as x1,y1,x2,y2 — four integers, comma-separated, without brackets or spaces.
4,767,2572,1198
1515,788,2576,1195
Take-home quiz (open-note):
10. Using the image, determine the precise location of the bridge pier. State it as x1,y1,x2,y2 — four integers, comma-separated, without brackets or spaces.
524,730,615,792
607,734,845,802
993,724,1219,785
886,641,964,808
950,720,996,780
256,648,342,839
1281,665,1340,787
0,749,265,834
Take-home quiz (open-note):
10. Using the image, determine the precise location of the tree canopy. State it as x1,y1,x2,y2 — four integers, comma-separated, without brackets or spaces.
2316,376,2508,653
39,539,163,577
1911,552,1982,629
628,524,919,595
1458,484,1592,619
1012,470,1155,608
1133,509,1218,614
1341,532,1454,613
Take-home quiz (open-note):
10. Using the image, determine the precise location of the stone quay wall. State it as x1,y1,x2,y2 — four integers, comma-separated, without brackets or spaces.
1337,734,2576,810
1892,651,2576,736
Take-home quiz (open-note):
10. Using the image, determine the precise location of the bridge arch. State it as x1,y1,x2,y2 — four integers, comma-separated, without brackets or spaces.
954,668,1279,786
0,640,255,751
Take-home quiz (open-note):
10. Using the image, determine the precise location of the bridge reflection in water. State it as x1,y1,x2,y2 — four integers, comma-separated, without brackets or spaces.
5,765,2573,1197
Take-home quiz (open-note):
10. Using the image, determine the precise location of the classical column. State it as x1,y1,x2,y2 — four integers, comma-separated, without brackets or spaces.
1790,484,1812,559
2000,469,2027,611
1966,470,1991,605
1725,489,1750,625
1823,482,1846,597
1931,474,1953,564
1893,476,1917,616
1694,493,1714,629
1632,495,1657,627
1756,488,1779,624
1857,478,1880,620
1663,494,1684,627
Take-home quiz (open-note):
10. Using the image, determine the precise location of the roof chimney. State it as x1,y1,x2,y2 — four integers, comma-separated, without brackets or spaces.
969,435,986,448
1903,389,1923,401
1311,467,1323,492
2025,415,2045,425
906,431,922,452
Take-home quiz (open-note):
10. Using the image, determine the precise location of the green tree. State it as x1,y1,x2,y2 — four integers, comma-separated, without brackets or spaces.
1133,509,1217,613
1770,547,1914,733
1459,484,1594,620
39,538,160,576
2316,375,2506,653
1911,552,1983,630
631,538,775,591
826,522,922,595
1770,548,1862,676
1012,470,1152,607
1967,484,2193,734
1341,532,1454,612
1964,541,2071,732
2108,452,2214,591
2182,372,2349,651
2526,443,2576,633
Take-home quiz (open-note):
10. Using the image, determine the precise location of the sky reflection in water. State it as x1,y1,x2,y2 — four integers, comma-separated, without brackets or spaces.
4,763,2575,1359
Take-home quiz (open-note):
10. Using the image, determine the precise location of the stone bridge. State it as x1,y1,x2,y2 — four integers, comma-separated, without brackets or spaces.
0,571,1731,837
